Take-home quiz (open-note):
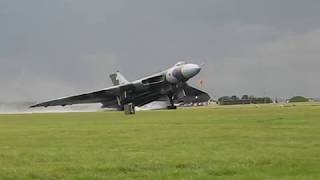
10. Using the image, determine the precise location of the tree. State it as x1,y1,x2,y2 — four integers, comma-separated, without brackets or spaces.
230,96,239,101
289,96,309,103
218,96,230,105
241,95,249,100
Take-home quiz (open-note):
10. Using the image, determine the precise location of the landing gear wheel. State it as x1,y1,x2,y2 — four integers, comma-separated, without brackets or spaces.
124,103,135,115
167,94,177,110
167,106,177,110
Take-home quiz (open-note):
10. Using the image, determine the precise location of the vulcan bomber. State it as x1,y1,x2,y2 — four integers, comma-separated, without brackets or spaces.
31,61,210,114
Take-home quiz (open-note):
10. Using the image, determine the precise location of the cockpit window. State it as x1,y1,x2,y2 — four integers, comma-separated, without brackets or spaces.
175,61,186,66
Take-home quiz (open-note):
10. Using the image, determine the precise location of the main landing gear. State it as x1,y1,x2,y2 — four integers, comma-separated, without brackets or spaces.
167,96,177,110
124,103,135,115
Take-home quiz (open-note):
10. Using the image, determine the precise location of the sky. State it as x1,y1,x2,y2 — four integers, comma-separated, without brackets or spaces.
1,0,320,102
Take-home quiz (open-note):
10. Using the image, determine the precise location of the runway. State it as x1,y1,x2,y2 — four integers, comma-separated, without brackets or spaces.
0,101,169,114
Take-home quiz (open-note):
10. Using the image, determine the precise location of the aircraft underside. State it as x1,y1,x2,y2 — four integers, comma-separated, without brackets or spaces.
30,62,210,115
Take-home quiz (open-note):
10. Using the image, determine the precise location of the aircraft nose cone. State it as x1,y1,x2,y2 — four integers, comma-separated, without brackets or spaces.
181,64,201,79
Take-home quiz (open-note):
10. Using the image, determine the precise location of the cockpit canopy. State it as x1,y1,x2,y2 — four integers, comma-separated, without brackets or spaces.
175,61,186,66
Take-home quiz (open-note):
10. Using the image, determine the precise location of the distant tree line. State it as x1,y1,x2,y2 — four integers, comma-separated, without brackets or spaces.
289,96,309,103
218,95,273,105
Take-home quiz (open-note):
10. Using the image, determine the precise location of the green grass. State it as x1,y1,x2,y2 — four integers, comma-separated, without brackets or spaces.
0,103,320,179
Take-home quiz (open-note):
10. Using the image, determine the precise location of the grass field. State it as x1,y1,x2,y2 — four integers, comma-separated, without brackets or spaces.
0,103,320,179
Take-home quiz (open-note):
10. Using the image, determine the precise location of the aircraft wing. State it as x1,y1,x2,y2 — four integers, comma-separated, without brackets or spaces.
30,87,118,108
178,85,210,103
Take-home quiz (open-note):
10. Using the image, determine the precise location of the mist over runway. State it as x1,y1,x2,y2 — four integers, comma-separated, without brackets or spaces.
0,103,101,114
0,101,169,114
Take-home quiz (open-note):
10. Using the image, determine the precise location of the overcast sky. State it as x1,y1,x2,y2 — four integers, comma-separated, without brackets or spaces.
1,0,320,102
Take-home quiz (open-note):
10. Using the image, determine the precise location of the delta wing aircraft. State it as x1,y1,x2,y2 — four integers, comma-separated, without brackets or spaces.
31,61,210,114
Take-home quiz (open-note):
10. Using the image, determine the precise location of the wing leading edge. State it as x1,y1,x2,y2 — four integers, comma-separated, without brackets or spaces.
30,87,118,108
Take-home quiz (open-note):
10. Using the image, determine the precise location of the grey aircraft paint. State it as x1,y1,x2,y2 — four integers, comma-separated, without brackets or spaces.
31,62,210,113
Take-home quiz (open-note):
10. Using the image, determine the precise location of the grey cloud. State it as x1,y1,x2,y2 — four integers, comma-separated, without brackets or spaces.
201,28,320,98
0,0,320,102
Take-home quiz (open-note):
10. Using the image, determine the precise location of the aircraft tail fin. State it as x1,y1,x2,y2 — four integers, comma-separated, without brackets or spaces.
109,71,129,86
